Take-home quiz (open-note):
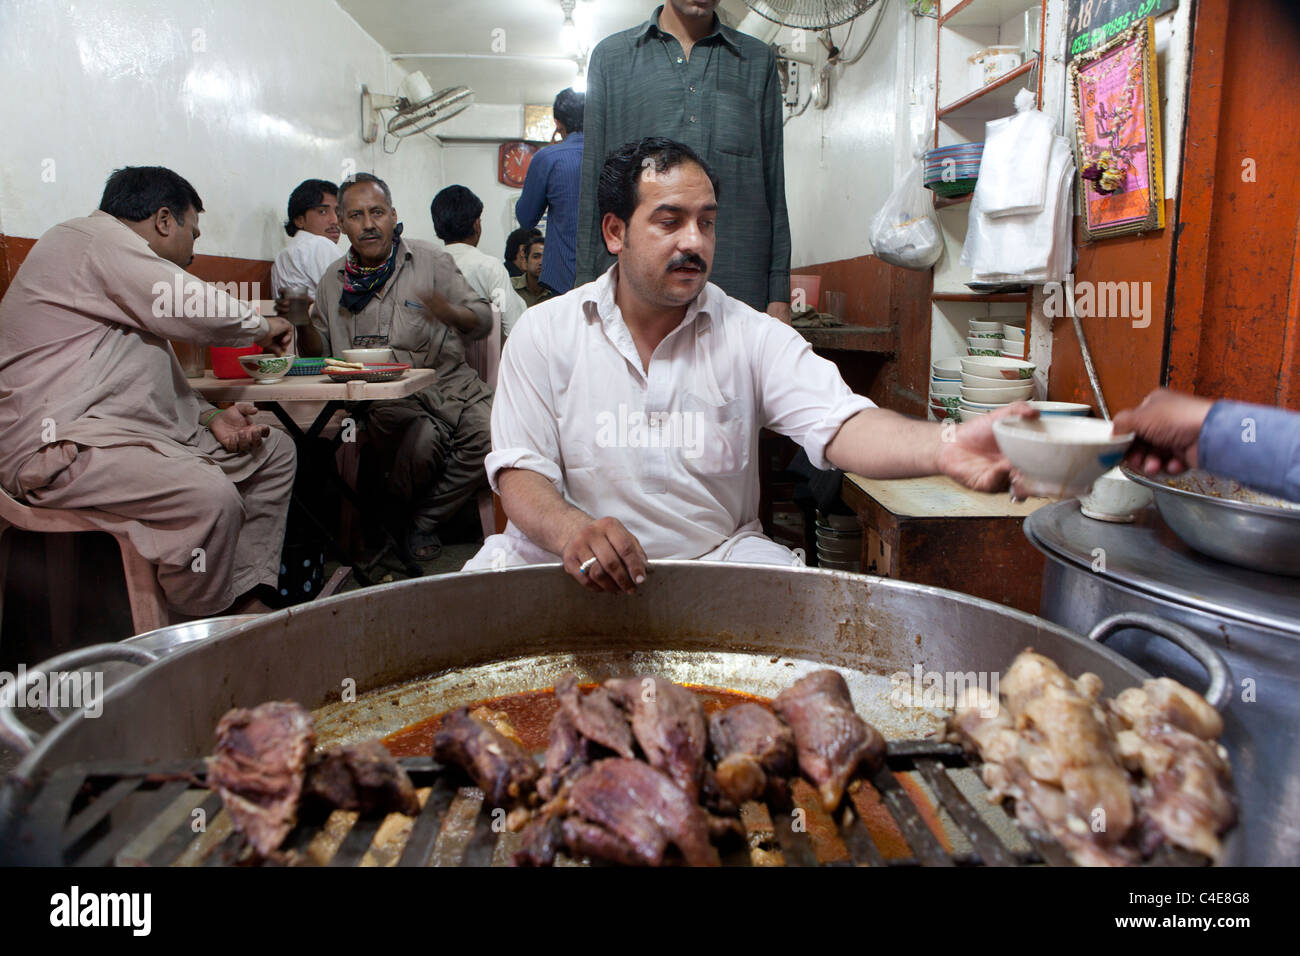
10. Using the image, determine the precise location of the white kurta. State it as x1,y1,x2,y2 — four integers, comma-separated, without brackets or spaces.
463,265,874,570
443,242,526,336
270,230,342,297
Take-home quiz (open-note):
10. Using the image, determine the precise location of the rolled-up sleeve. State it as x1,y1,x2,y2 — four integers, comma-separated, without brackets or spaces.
1199,399,1300,502
753,319,875,470
485,312,564,492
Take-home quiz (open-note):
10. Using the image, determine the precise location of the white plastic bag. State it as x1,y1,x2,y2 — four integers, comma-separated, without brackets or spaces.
870,159,943,270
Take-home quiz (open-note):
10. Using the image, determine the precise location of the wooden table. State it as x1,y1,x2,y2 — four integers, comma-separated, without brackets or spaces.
192,369,438,584
840,473,1053,613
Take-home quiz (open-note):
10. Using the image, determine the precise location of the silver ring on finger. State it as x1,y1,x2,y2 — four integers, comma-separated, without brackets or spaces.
578,556,598,576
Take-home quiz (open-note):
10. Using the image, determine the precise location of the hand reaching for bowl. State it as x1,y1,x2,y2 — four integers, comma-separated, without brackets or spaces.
937,401,1039,495
209,402,270,454
1112,389,1214,476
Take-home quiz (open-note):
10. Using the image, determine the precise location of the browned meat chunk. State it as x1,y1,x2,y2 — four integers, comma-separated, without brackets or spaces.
433,707,539,807
536,708,597,802
604,676,708,798
774,670,885,811
556,674,635,758
520,759,719,866
207,701,316,856
709,703,796,804
302,739,420,817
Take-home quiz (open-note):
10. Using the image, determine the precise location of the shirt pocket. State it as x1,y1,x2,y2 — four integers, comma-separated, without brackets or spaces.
712,91,758,158
681,392,750,476
387,300,432,361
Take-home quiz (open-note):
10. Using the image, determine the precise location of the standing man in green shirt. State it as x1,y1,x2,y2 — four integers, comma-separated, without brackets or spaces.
576,1,792,321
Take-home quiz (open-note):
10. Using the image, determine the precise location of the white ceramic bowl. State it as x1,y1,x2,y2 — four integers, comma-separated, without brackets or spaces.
930,378,961,396
1028,401,1092,417
342,347,398,365
1001,324,1026,341
1079,466,1155,522
962,398,1014,410
962,382,1033,403
931,357,964,380
237,353,293,383
968,329,1002,340
961,371,1009,388
993,416,1135,498
968,320,1002,332
999,338,1024,354
962,356,1036,380
967,339,1002,356
958,406,989,420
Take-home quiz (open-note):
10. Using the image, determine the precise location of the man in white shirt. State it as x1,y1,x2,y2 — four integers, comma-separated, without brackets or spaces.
463,137,1029,593
431,184,526,338
270,179,342,296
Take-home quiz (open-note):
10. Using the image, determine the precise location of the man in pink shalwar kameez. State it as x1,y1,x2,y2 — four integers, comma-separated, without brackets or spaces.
0,166,297,616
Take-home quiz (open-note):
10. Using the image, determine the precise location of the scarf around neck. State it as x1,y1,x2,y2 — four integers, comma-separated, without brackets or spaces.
340,222,403,313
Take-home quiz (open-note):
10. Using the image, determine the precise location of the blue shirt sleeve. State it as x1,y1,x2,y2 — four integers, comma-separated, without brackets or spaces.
515,152,549,230
1198,399,1300,502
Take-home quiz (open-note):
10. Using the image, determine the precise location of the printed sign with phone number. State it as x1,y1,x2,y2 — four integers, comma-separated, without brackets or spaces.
1067,0,1179,60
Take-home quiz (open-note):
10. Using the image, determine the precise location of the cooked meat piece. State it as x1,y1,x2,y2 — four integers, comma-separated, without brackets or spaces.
207,701,316,856
513,808,567,867
1110,679,1235,860
561,759,719,866
774,670,885,811
561,818,646,866
536,708,597,802
433,707,539,807
709,703,796,804
302,739,420,817
604,676,708,798
556,674,635,759
714,754,767,805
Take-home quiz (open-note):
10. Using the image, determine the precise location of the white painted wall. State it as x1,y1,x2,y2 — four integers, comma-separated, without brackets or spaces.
0,0,447,259
437,142,526,268
781,1,913,267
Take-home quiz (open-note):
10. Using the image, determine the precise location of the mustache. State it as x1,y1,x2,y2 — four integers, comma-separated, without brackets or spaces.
667,253,707,272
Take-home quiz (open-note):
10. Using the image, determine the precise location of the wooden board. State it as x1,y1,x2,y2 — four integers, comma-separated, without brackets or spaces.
843,474,1052,519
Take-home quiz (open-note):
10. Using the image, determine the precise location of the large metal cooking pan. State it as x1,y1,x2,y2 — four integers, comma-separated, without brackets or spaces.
0,563,1237,860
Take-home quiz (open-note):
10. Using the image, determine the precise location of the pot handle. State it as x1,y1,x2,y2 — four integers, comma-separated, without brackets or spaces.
0,644,159,755
1087,612,1232,712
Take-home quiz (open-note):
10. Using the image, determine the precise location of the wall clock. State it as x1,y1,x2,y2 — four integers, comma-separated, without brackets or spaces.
499,141,539,188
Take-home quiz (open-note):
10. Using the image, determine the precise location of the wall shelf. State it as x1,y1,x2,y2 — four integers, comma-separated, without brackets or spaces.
931,291,1029,302
937,59,1037,119
796,325,896,353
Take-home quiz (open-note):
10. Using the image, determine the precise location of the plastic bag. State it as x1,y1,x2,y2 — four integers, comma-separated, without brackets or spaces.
869,158,943,270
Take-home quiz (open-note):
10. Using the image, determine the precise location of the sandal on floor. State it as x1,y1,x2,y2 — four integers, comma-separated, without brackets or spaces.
406,528,442,561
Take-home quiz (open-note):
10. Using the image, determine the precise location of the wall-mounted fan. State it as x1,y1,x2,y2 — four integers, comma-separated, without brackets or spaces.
361,71,474,149
742,0,881,30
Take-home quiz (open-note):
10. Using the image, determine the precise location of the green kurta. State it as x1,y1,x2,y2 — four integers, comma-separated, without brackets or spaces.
574,6,792,310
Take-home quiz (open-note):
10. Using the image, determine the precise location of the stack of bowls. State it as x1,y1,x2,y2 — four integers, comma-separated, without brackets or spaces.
1000,322,1025,358
957,355,1036,422
923,143,983,198
815,512,862,572
967,319,1003,357
929,357,964,420
1028,401,1091,417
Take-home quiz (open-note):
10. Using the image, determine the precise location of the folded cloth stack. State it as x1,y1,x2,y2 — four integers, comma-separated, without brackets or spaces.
960,89,1074,284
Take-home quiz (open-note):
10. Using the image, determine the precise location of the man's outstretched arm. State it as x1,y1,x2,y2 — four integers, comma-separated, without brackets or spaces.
824,405,1032,493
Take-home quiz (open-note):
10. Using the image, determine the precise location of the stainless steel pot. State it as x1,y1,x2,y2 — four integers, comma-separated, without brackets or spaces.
1027,501,1300,866
0,562,1243,861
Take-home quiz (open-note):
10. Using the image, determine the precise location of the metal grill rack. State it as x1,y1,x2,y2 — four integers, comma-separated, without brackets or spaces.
0,740,1206,867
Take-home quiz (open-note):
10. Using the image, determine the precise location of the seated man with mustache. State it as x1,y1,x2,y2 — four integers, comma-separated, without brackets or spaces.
464,138,1031,592
302,173,494,560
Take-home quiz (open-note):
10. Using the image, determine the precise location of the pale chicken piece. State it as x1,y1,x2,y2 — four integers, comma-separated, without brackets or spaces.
469,706,526,749
1111,678,1223,741
1109,679,1235,860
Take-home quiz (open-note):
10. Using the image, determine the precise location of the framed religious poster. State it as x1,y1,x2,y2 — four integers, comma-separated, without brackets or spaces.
1069,17,1165,240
